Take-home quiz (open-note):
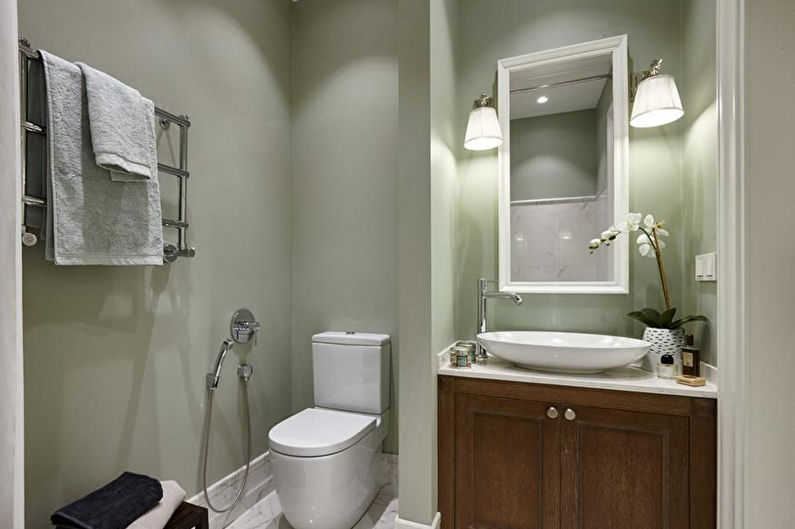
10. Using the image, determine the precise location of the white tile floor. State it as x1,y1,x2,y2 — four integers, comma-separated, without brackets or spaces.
227,484,399,529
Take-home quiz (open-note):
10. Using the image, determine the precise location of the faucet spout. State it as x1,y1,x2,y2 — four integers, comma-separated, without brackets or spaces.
476,278,522,361
483,290,523,304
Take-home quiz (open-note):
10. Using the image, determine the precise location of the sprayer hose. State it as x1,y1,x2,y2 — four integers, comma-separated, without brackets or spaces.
200,377,252,513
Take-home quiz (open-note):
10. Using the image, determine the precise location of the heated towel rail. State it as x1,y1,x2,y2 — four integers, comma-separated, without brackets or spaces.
18,37,196,263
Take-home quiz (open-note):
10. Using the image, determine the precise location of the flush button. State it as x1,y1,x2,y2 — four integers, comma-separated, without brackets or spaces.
345,331,356,335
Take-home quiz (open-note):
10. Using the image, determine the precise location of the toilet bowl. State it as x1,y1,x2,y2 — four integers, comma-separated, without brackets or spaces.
268,332,391,529
270,408,389,529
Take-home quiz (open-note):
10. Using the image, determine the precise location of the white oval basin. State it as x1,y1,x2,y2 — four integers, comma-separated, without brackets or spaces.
477,331,650,374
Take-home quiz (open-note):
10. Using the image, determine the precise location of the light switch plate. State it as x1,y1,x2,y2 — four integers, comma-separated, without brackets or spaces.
695,252,717,281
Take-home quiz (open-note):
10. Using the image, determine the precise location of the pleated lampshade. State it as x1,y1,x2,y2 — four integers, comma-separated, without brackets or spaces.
630,74,684,128
464,105,503,151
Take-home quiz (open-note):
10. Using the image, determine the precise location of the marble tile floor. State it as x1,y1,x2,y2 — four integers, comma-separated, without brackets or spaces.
227,484,399,529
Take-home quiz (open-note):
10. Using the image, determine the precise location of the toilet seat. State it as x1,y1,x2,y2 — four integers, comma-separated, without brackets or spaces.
269,408,376,457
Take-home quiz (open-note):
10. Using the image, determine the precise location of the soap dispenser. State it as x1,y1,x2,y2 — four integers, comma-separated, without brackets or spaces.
657,354,675,379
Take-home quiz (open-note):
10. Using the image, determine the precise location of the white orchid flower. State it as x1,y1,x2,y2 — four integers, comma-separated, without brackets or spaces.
644,214,655,228
636,232,661,257
656,227,670,237
589,238,601,250
638,242,653,257
626,212,642,231
600,230,614,241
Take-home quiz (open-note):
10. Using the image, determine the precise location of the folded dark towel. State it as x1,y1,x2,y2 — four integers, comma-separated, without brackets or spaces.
51,472,163,529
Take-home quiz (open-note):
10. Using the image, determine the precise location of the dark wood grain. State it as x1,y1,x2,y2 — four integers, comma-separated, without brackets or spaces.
561,406,689,529
438,375,456,529
690,398,718,529
437,375,717,529
455,392,560,529
164,502,209,529
452,377,694,417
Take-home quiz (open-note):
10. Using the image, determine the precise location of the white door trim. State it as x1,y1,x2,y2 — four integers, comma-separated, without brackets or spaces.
716,0,748,528
0,0,24,526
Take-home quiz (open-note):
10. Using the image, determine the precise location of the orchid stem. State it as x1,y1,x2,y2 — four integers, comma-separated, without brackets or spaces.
650,228,671,310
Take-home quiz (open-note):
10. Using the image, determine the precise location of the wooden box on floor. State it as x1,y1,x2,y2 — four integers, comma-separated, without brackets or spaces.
164,502,209,529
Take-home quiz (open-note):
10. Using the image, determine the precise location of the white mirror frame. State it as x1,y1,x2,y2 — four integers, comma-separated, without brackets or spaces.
497,35,629,294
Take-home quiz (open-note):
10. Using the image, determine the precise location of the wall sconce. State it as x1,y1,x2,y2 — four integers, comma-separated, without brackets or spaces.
464,93,503,151
630,59,684,128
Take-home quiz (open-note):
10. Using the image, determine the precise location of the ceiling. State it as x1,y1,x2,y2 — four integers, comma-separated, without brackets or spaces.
509,54,612,120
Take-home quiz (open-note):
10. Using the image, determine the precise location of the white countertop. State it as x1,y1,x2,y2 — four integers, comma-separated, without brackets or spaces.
438,354,718,399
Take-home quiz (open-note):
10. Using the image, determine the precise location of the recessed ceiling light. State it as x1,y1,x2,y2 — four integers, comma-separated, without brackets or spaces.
537,96,549,104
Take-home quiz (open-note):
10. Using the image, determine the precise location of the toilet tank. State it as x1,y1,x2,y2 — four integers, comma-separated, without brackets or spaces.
312,331,390,414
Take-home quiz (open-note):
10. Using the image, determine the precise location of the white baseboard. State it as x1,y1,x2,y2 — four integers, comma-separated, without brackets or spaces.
396,512,441,529
188,451,273,529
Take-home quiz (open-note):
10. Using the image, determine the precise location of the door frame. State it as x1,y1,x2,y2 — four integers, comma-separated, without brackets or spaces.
716,0,748,528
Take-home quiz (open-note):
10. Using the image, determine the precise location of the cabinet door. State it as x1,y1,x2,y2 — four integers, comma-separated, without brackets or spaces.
560,405,689,529
455,393,560,529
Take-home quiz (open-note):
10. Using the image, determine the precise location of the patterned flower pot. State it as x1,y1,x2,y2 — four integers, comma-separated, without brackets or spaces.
641,327,685,373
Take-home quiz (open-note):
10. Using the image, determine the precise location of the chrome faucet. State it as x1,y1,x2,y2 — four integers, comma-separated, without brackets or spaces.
476,278,522,362
206,308,260,390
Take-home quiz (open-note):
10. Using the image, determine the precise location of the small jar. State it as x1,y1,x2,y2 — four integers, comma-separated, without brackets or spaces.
657,354,675,379
451,341,477,366
454,346,472,368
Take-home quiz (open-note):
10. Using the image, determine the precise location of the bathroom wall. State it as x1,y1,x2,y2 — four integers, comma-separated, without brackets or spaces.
18,1,293,526
430,0,459,357
746,0,795,524
679,0,717,363
395,0,437,524
510,110,599,201
454,0,716,350
290,0,399,454
0,0,24,526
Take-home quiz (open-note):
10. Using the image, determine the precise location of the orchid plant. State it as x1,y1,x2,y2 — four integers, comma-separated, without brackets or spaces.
589,212,707,330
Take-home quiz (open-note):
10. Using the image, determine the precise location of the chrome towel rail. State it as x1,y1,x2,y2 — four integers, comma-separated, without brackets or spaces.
18,37,196,263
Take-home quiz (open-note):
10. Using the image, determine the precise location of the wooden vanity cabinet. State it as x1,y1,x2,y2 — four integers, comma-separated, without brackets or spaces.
438,376,716,529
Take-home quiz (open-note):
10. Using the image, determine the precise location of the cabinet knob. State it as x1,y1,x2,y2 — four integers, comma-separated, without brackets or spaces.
546,406,559,419
564,408,576,421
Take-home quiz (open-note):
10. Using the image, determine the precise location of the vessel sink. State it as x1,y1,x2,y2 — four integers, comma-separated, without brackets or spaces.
477,331,650,374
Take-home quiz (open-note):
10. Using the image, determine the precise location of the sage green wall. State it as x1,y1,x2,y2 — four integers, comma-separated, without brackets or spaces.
680,0,717,364
454,0,715,344
397,0,436,523
510,110,599,201
290,0,399,453
431,0,459,356
19,1,293,527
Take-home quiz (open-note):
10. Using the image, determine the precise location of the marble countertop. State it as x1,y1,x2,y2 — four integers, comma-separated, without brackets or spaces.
437,354,718,399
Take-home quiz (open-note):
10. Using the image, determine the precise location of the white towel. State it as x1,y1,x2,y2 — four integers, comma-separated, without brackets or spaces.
39,50,164,265
126,480,186,529
76,62,157,182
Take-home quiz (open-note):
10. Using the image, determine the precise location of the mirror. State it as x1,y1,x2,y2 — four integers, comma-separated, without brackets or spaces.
497,36,629,294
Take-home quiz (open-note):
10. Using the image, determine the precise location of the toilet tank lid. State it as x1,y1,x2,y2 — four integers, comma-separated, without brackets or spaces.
313,331,390,346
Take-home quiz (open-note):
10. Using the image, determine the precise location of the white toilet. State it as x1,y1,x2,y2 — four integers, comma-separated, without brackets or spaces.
268,331,390,529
